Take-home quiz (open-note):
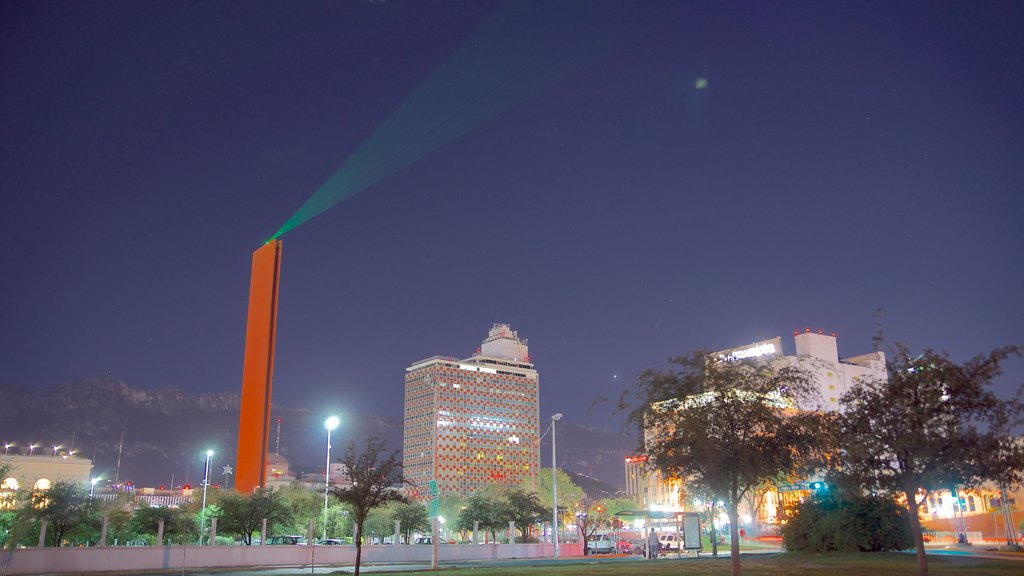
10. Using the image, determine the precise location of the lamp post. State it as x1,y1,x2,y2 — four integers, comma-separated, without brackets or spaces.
27,444,36,456
323,416,340,541
90,478,98,498
551,413,563,557
201,449,213,545
3,443,11,455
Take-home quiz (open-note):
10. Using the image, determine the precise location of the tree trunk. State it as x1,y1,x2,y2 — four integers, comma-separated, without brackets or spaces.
728,503,742,576
354,521,363,576
903,490,928,576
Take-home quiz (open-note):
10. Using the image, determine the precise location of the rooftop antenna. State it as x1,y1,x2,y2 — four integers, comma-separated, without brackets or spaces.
114,430,124,484
275,417,282,455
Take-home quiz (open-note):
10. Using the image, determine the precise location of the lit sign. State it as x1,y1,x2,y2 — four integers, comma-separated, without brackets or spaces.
722,343,776,362
625,455,648,463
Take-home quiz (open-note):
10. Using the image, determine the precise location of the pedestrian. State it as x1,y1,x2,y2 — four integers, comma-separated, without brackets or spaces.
647,528,660,559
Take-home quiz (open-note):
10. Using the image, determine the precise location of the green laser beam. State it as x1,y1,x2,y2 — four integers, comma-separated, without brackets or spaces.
269,1,627,240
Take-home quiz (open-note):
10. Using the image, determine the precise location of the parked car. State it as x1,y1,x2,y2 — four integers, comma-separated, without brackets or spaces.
125,540,148,547
586,533,617,554
659,533,683,551
318,539,347,545
628,538,646,555
265,535,307,545
615,536,634,554
414,537,448,545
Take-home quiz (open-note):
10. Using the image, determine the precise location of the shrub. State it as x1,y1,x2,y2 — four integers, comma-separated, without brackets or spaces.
782,491,912,552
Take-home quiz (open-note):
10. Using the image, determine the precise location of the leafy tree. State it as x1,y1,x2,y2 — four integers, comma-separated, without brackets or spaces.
620,351,824,576
498,488,546,540
330,436,407,576
781,488,912,552
601,497,638,534
574,496,612,554
275,483,322,535
391,501,428,544
27,479,95,547
839,345,1023,576
363,506,394,543
436,494,466,540
524,468,585,535
456,488,504,541
131,505,197,544
324,502,353,540
217,489,292,545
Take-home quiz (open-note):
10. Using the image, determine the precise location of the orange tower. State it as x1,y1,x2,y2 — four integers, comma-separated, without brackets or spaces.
235,239,283,493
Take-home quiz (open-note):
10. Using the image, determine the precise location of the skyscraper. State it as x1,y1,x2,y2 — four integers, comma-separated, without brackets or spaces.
403,324,540,501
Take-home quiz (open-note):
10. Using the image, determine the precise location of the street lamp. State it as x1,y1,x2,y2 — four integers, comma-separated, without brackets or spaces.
27,444,37,456
323,416,340,541
201,449,213,545
551,413,563,558
3,443,11,455
89,478,99,498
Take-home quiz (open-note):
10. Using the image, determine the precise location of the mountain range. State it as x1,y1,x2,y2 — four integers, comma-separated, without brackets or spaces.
0,378,636,492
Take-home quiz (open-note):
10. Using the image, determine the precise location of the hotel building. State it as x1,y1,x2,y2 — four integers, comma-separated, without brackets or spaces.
628,330,888,521
403,324,540,501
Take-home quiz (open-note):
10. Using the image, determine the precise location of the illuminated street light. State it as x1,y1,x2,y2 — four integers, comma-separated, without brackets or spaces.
27,444,37,456
3,443,11,455
201,449,213,545
323,416,340,541
89,478,99,498
52,444,60,457
551,413,563,558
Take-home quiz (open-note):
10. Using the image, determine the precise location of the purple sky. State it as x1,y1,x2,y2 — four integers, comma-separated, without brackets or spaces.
3,0,1022,434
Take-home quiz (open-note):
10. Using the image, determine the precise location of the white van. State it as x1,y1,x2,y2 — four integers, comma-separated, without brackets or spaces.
586,533,617,554
659,533,683,551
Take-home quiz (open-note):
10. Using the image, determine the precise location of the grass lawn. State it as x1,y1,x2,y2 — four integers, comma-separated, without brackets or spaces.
409,553,1022,575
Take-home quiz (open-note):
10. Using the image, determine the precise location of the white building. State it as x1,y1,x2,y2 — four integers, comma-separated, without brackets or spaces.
633,330,887,517
716,330,887,412
1,453,93,509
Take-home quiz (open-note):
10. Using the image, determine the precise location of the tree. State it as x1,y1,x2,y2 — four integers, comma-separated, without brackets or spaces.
217,489,292,545
456,488,504,541
27,479,95,547
781,487,912,552
839,345,1023,576
275,483,323,536
391,501,428,544
524,467,585,535
324,503,353,540
130,505,196,544
436,494,466,540
363,506,394,544
620,351,824,576
331,437,407,576
574,496,611,554
498,488,546,540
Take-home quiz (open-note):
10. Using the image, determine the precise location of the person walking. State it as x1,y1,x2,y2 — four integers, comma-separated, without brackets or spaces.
647,528,660,559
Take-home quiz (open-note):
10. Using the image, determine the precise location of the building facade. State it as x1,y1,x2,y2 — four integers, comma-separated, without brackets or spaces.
403,324,540,501
1,453,93,510
714,331,887,412
635,330,888,520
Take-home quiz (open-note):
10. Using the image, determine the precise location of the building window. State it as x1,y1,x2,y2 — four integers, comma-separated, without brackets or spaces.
968,495,976,512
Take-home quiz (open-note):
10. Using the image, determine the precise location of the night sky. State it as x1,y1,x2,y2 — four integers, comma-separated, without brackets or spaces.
3,1,1022,437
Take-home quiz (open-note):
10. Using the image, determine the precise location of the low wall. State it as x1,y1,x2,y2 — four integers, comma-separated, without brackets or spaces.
0,542,584,575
